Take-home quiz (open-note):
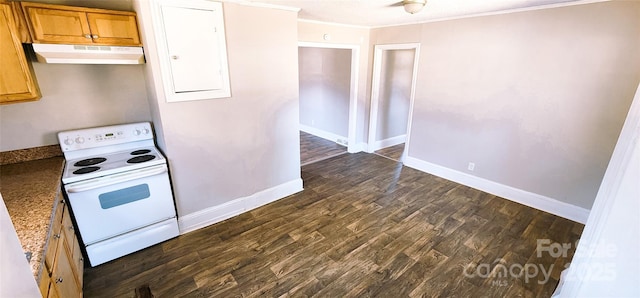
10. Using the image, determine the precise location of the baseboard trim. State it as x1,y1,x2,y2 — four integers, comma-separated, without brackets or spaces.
348,142,367,153
370,134,406,152
177,178,304,234
300,124,347,146
403,156,590,224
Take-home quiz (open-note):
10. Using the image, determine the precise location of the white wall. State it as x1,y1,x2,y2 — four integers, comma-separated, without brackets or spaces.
560,84,640,296
136,2,302,220
374,1,640,210
376,49,414,142
0,195,41,297
299,47,351,138
0,63,151,151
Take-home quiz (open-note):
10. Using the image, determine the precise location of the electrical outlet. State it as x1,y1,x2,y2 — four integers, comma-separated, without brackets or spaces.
468,162,475,171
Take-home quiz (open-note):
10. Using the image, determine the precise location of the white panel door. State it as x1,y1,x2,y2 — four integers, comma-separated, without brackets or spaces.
161,5,223,93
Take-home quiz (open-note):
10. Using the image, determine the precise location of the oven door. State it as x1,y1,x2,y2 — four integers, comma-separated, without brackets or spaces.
64,164,177,245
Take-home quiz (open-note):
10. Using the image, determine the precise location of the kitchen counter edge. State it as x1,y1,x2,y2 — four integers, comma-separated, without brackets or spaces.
0,156,66,281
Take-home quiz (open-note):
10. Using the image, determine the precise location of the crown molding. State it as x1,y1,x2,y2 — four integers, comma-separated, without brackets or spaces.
221,0,301,12
298,18,371,29
294,0,610,29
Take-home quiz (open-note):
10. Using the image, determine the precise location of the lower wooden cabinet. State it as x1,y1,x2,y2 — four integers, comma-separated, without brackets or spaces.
37,268,51,297
43,198,63,272
40,200,83,298
61,201,83,287
49,235,80,298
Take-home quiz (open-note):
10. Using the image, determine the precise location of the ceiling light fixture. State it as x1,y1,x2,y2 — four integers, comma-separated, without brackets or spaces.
403,0,426,14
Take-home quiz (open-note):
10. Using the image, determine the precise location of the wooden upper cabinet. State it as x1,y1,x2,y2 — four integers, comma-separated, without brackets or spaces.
0,3,40,104
21,2,141,46
87,12,140,45
22,6,92,44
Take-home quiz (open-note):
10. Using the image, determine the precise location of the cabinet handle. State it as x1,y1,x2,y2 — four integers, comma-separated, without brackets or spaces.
55,277,63,283
53,234,61,239
92,34,99,39
171,55,179,60
85,34,92,39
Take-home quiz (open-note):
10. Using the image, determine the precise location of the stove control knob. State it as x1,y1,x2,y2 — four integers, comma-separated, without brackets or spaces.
133,129,142,136
75,137,85,144
142,128,150,135
64,137,74,146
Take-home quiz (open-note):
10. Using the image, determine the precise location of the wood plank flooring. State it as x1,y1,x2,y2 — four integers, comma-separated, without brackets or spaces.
375,143,405,162
300,131,347,165
83,153,583,297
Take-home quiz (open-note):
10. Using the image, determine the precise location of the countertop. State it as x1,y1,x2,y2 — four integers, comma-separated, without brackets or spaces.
0,156,65,281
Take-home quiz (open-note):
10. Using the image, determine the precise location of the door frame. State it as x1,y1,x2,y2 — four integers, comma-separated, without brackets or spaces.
560,82,640,295
298,41,360,153
367,43,421,161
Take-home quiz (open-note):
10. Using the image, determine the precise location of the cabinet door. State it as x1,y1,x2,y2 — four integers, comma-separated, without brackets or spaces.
46,283,60,298
21,5,92,44
38,269,51,297
87,12,141,46
61,206,83,285
44,201,64,273
71,236,84,286
50,235,82,298
0,4,40,104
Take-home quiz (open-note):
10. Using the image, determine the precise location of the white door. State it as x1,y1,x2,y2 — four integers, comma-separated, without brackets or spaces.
162,5,223,92
155,0,231,101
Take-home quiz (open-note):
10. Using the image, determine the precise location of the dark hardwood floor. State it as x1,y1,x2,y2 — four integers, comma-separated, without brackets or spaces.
83,153,583,297
300,131,347,165
375,143,405,162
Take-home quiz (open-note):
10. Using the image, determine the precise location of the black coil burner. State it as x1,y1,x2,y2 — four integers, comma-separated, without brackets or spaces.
127,155,156,164
73,166,101,174
74,157,107,167
131,149,151,155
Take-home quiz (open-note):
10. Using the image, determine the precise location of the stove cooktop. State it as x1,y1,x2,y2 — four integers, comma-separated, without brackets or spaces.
62,146,167,184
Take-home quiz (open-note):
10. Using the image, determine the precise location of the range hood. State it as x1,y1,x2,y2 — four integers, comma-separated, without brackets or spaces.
32,44,145,65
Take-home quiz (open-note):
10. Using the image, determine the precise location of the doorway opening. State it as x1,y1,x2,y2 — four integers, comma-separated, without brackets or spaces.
298,42,360,165
368,43,420,163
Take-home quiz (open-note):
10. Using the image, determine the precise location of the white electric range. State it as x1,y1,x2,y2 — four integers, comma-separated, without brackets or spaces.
59,122,179,267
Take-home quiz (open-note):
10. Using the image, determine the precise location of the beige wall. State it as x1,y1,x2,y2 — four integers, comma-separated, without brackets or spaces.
0,63,151,151
137,2,301,216
374,1,640,209
298,21,371,145
371,23,422,44
299,47,351,137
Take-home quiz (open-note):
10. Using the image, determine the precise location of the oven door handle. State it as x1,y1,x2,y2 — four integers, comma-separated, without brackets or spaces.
66,164,168,193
